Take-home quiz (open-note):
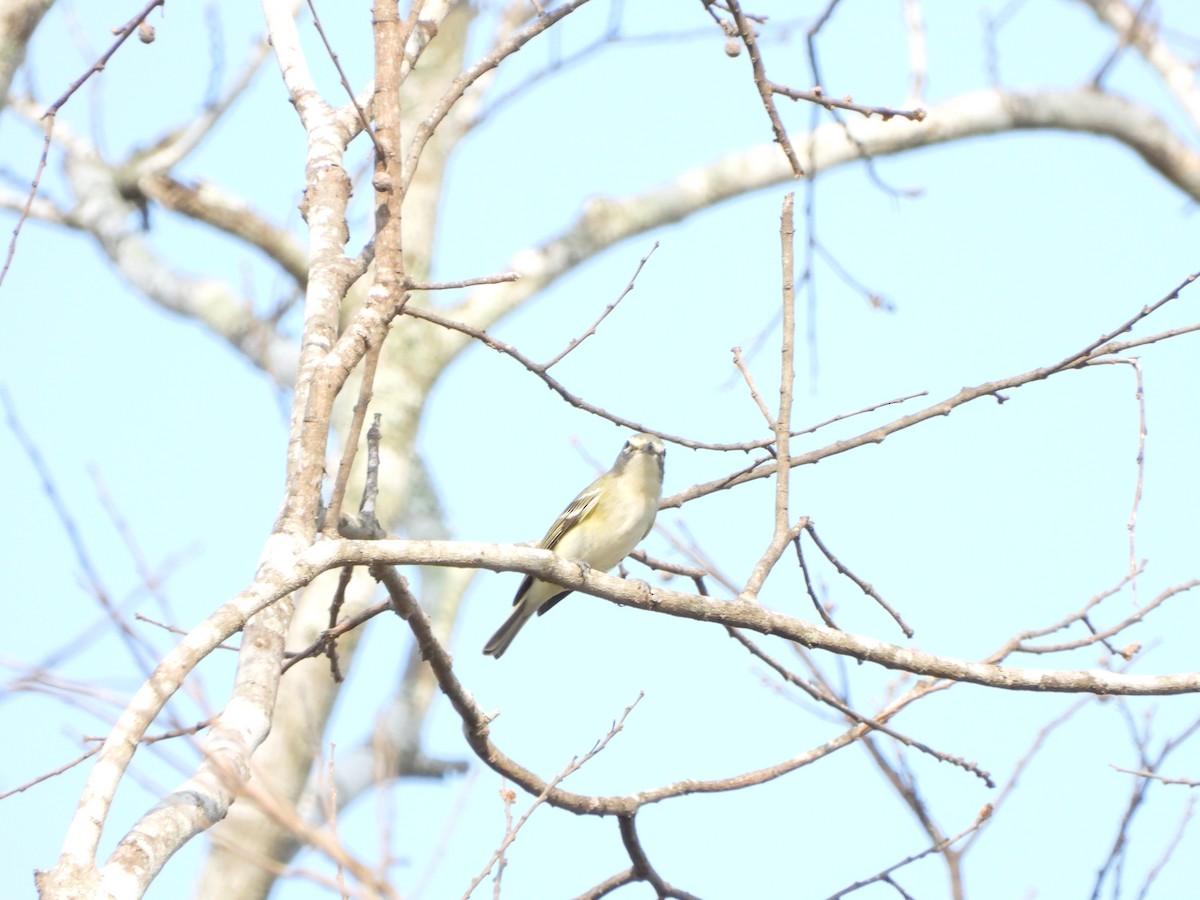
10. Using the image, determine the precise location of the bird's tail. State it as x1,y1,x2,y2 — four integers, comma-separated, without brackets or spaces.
482,601,537,659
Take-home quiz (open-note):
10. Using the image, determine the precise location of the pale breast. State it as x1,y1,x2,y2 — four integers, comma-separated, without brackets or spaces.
555,457,660,572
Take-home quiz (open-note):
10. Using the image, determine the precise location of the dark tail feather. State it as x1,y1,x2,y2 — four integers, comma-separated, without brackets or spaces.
482,602,535,659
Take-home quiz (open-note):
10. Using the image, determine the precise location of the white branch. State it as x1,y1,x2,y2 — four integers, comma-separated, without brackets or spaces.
1078,0,1200,132
39,516,1198,893
450,87,1200,338
261,0,330,128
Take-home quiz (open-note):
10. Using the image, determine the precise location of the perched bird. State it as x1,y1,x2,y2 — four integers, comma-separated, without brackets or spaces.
483,433,666,658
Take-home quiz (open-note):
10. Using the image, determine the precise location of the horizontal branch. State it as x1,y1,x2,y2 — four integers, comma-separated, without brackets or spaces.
454,86,1200,347
47,529,1198,888
337,540,1200,696
663,271,1200,508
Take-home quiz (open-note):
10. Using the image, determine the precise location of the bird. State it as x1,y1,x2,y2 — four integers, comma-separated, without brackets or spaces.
482,433,666,658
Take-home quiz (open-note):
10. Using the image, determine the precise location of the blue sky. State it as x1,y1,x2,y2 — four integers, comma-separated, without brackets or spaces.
3,2,1200,898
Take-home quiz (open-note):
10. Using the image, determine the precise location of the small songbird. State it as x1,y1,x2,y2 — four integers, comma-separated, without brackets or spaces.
483,433,666,658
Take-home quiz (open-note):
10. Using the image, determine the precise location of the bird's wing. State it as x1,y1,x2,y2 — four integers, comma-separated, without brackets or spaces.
538,482,602,550
513,480,602,616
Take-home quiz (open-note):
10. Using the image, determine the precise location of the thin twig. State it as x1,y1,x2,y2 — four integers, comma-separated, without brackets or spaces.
323,566,354,682
282,599,395,673
402,305,751,451
407,272,519,291
47,0,167,115
731,346,775,426
1013,577,1196,658
771,81,927,122
1109,766,1200,789
803,521,913,637
1092,0,1155,87
2,0,166,288
135,613,240,651
725,0,805,178
825,805,991,898
1136,795,1196,900
664,271,1200,508
3,389,164,675
462,694,645,898
402,0,594,196
0,746,102,800
792,532,839,629
324,341,384,539
542,242,659,371
734,630,994,785
791,390,928,436
1102,358,1147,602
305,0,384,156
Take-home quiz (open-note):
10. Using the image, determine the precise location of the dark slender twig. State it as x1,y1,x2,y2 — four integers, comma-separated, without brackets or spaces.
82,717,216,748
771,81,927,122
0,746,102,800
0,119,53,288
4,715,220,807
962,696,1092,852
1013,577,1195,658
791,390,929,436
401,0,593,196
792,533,839,629
663,271,1200,508
323,566,354,682
3,387,107,607
135,613,239,651
282,600,395,672
825,805,991,898
2,0,166,288
47,0,167,115
1091,709,1200,899
402,304,753,451
462,695,645,898
91,465,189,643
733,630,994,785
1055,272,1197,371
324,343,383,539
813,240,895,310
543,242,659,371
305,0,384,156
1081,613,1125,659
803,0,919,203
803,521,913,638
1092,0,1155,87
3,389,163,676
473,9,625,128
724,0,805,178
405,304,934,453
1136,795,1196,900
